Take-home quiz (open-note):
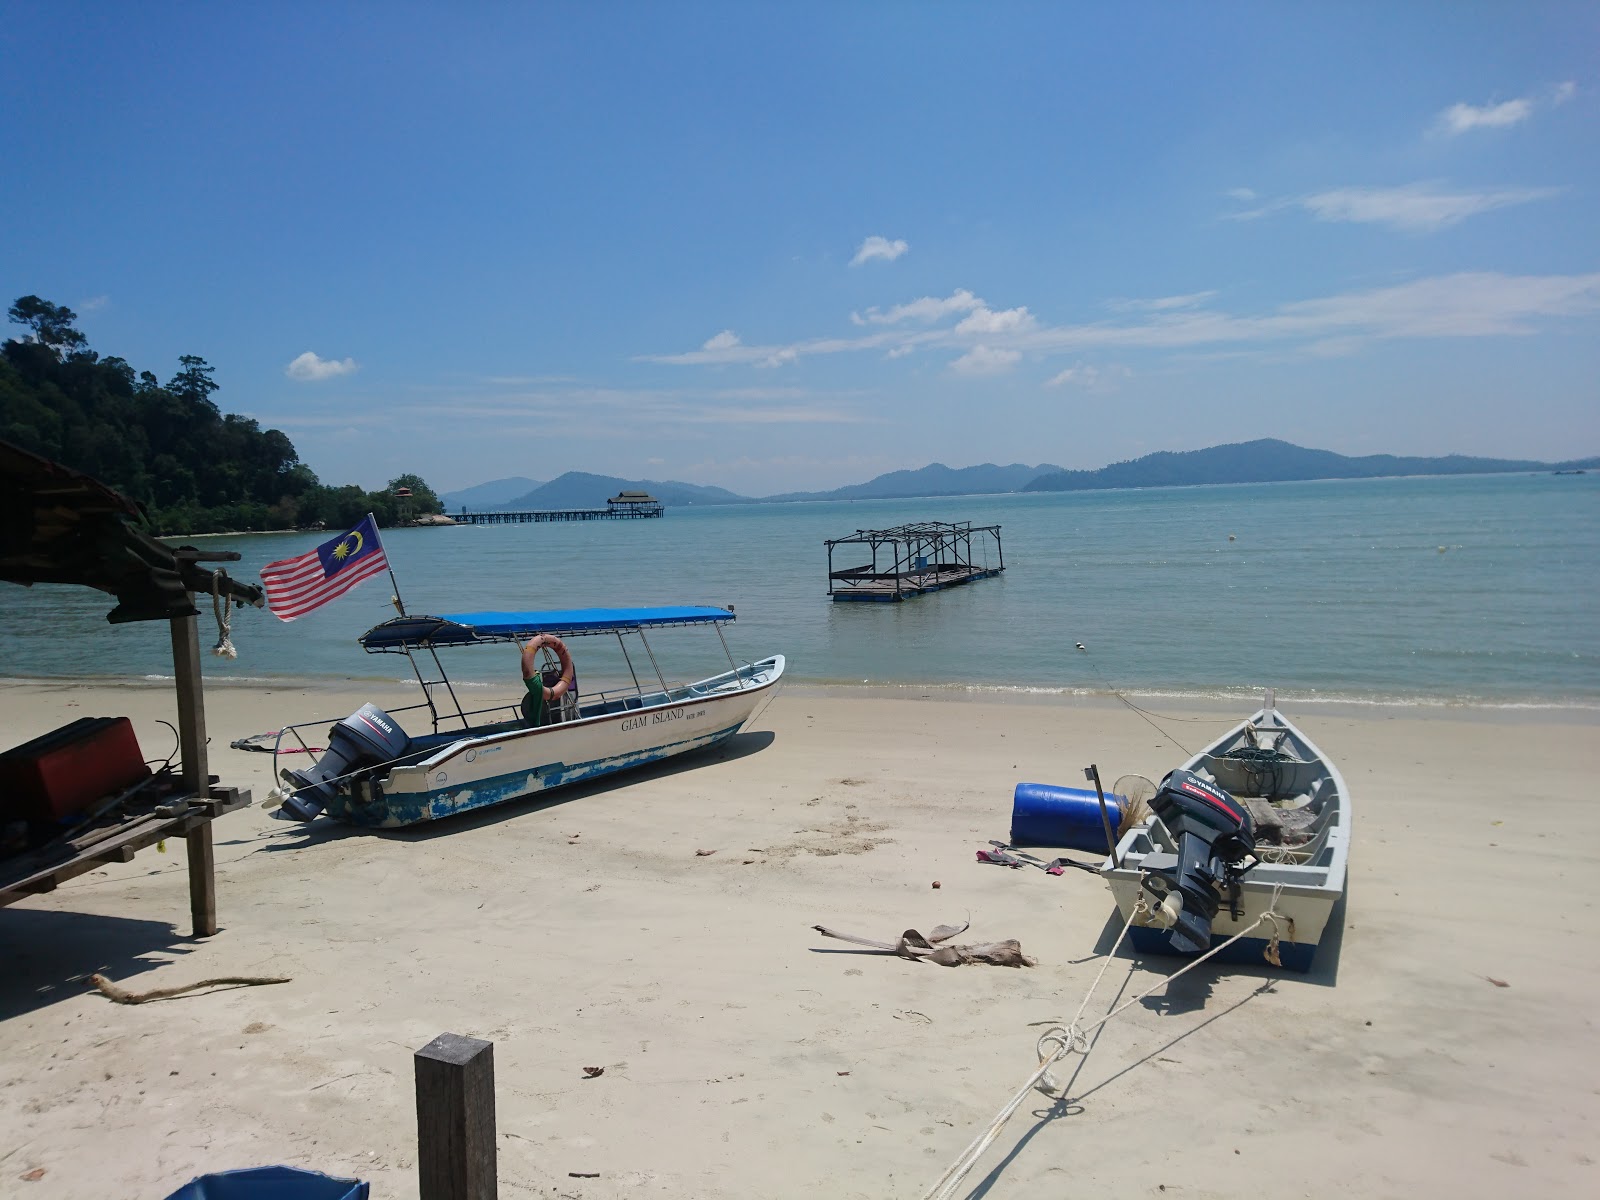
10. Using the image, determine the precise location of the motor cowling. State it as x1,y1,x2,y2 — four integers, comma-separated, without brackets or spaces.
275,704,411,822
1139,768,1256,954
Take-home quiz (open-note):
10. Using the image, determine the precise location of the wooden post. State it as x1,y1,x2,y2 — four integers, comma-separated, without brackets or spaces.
170,607,217,937
415,1033,497,1200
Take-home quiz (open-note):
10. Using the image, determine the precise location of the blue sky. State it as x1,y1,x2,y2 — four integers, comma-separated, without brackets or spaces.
4,3,1596,495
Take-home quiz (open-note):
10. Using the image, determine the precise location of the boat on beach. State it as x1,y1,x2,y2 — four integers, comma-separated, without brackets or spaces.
265,606,783,828
1101,692,1349,971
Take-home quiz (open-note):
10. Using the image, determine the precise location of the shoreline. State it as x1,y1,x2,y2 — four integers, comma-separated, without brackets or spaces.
3,672,1596,719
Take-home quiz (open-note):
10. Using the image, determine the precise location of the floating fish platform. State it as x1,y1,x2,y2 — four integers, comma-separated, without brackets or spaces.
825,520,1003,602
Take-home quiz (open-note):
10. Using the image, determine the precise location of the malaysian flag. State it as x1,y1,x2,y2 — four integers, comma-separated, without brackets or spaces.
260,514,390,621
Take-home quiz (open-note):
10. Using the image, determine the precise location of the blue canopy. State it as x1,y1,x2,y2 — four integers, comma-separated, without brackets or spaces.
360,606,733,651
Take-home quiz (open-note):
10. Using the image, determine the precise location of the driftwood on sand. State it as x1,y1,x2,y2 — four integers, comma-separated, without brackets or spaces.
88,973,292,1004
812,917,1035,968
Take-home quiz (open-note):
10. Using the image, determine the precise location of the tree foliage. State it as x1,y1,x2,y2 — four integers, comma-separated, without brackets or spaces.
1,296,442,534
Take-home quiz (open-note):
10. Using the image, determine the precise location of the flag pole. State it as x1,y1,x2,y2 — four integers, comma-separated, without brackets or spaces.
371,512,408,616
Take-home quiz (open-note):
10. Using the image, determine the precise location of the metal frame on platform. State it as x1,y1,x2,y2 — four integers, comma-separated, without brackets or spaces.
824,520,1005,602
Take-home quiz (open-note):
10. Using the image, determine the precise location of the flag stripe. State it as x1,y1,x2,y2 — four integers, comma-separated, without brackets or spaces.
259,515,391,621
265,555,389,619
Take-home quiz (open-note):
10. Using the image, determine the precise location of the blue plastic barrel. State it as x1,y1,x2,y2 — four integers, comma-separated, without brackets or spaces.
1010,783,1123,853
164,1166,369,1200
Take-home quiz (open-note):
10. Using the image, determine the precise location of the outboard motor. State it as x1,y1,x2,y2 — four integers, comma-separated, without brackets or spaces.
1139,768,1256,954
275,703,411,822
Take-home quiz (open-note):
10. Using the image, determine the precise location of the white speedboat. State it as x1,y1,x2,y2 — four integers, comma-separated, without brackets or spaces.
266,606,783,828
1102,692,1349,972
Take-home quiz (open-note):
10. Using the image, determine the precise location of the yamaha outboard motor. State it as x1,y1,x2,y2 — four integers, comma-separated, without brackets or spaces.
275,704,411,822
1139,768,1256,954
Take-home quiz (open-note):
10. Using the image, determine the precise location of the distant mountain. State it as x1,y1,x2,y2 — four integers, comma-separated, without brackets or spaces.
1024,440,1600,492
441,443,1599,512
504,471,748,509
441,477,543,511
768,461,1062,502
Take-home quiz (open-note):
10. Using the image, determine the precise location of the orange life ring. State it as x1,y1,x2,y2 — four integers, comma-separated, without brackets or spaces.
522,633,573,699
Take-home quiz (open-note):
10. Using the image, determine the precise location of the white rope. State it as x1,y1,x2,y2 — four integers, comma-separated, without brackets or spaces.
210,570,237,659
922,884,1286,1200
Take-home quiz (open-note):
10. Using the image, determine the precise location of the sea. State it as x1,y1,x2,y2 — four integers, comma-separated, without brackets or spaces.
4,472,1596,711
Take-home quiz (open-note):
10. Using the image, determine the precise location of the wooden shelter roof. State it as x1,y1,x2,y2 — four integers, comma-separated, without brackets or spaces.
0,439,264,623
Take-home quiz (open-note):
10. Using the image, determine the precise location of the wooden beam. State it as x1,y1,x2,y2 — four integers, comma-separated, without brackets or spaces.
415,1033,497,1200
169,606,217,937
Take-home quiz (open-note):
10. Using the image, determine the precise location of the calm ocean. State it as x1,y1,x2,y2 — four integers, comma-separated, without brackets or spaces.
5,473,1596,709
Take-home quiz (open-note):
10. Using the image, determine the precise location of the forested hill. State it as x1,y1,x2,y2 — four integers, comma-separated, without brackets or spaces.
766,461,1061,502
1024,439,1600,492
0,295,442,534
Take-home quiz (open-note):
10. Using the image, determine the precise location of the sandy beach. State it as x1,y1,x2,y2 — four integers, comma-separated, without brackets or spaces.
2,678,1597,1199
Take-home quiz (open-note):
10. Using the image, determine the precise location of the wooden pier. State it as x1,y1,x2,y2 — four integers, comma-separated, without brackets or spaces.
826,520,1004,602
456,492,663,524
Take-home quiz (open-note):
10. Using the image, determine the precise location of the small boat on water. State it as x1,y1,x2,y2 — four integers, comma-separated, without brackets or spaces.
265,606,783,828
1101,692,1349,972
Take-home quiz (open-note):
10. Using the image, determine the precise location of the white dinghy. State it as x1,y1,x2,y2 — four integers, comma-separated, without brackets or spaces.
1102,691,1349,972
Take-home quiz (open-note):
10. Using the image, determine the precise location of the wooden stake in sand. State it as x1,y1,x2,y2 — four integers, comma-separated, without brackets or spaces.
415,1032,498,1200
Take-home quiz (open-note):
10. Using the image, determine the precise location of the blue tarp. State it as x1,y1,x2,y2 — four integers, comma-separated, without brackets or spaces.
164,1165,368,1199
360,606,733,650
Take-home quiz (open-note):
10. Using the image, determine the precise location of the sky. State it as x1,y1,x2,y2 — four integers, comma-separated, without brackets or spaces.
3,3,1597,496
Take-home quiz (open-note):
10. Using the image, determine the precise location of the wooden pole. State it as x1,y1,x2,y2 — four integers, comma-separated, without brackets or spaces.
415,1033,497,1200
169,606,217,937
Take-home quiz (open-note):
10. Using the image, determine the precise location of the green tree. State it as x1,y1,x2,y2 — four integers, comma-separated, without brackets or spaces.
7,295,87,357
387,472,443,514
168,355,220,412
3,294,441,534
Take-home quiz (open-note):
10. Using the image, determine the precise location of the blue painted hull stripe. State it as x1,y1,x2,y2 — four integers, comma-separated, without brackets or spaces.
326,721,743,827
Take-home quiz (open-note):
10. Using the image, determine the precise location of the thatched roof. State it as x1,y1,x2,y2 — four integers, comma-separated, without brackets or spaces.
0,439,264,623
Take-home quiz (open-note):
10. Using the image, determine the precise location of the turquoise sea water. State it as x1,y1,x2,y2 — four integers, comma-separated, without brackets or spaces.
4,473,1596,708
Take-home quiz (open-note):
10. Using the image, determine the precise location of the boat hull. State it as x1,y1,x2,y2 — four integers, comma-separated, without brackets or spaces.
323,656,783,828
1101,704,1349,973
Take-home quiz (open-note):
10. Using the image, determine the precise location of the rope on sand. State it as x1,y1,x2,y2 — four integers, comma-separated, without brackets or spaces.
89,974,292,1004
921,884,1286,1200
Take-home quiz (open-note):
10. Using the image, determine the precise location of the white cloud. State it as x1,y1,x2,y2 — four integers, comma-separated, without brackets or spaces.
955,305,1037,335
950,346,1021,375
853,289,981,325
286,351,359,382
1108,291,1217,313
1435,82,1579,134
1225,187,1257,202
1438,96,1533,134
702,330,742,351
1229,183,1559,233
1301,183,1559,231
850,235,909,266
1046,363,1130,388
78,294,110,313
647,271,1600,370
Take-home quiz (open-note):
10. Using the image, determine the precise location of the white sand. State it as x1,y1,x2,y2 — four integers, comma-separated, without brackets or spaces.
2,679,1597,1198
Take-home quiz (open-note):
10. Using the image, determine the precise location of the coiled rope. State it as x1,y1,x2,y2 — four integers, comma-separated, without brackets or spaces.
210,570,237,659
921,883,1286,1200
